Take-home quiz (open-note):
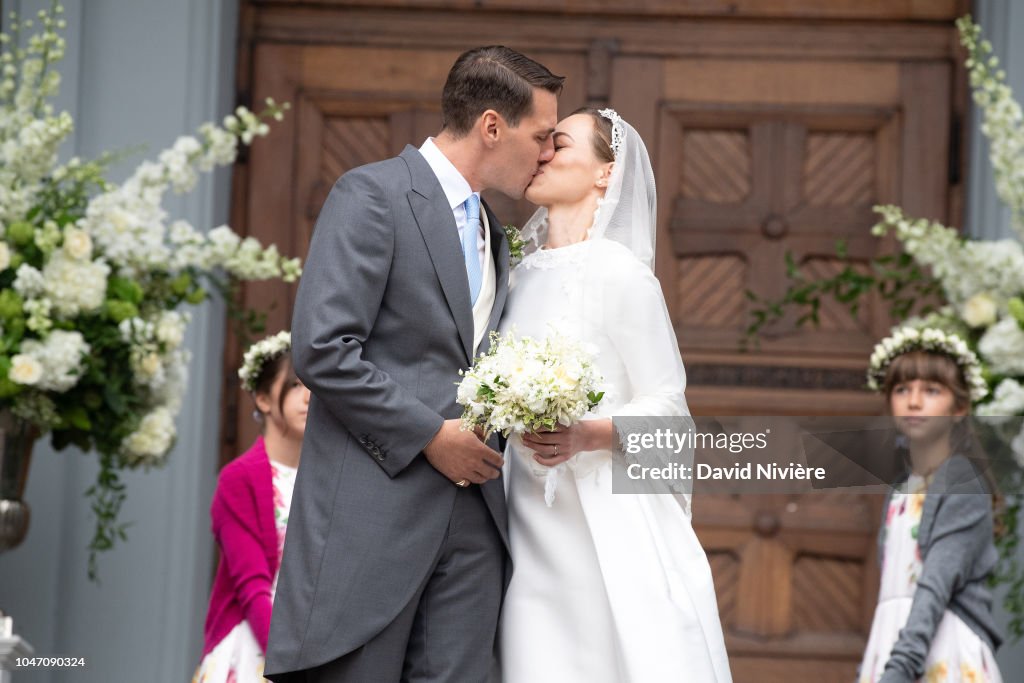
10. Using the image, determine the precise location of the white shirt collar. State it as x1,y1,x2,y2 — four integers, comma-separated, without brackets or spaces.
419,137,475,211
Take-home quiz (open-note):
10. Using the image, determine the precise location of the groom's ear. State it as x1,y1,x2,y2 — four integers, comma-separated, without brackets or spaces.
480,109,502,147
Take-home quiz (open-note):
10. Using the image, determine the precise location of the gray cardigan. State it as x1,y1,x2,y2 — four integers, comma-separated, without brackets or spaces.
876,455,1003,683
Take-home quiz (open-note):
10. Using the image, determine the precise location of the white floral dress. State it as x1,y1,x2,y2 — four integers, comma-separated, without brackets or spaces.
858,474,1002,683
193,460,297,683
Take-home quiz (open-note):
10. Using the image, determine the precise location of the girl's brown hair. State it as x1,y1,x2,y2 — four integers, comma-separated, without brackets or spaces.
252,352,300,429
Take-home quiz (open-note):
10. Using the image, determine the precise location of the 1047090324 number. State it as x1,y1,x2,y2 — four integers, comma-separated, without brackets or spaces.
14,656,86,668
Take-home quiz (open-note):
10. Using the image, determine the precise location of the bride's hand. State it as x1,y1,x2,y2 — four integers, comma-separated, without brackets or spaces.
522,419,614,467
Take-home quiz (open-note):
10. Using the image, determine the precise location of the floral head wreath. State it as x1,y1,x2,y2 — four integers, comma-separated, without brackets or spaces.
239,330,291,392
867,326,988,402
597,108,624,159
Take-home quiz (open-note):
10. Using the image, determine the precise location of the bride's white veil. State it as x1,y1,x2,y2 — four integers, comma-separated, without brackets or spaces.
519,108,658,270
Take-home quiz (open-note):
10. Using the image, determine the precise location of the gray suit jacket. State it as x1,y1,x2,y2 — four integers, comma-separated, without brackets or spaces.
265,146,510,674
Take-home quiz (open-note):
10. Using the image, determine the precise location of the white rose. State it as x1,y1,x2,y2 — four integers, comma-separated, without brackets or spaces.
155,312,186,350
62,227,93,260
9,354,43,385
0,242,9,271
961,292,998,328
139,352,162,380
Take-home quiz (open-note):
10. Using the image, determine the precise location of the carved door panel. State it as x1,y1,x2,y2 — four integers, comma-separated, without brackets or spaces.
611,56,953,681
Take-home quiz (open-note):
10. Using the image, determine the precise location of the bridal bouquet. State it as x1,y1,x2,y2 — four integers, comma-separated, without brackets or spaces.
1,4,300,576
457,330,604,504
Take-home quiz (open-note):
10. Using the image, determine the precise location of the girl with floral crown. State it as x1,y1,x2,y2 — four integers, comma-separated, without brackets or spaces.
194,331,310,683
858,327,1003,683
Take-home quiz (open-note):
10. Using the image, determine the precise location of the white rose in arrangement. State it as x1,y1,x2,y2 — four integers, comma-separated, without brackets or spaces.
961,292,999,328
61,226,93,260
155,311,188,350
9,354,43,386
19,330,90,392
121,407,175,465
132,351,164,385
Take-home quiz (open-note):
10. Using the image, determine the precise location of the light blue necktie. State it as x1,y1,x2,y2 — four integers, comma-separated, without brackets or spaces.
462,194,483,305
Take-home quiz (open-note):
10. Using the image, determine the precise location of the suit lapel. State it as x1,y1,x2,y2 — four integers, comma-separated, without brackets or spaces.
479,200,510,356
401,146,474,364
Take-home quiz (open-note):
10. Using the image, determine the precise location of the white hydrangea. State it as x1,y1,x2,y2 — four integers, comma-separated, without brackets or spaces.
978,317,1024,377
121,406,175,465
42,251,109,317
978,379,1024,420
18,330,90,392
12,263,45,298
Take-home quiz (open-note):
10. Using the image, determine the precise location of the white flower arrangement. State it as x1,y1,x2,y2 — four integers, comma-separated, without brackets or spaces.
867,326,989,402
457,330,604,438
0,4,302,576
958,16,1024,240
238,330,291,392
457,330,605,505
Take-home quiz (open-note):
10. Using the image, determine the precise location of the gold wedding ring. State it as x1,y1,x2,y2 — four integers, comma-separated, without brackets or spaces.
455,479,470,487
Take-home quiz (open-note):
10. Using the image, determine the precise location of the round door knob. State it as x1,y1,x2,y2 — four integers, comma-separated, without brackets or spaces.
762,214,788,240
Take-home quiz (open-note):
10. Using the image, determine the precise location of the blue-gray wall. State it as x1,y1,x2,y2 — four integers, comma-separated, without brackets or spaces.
0,0,1023,680
0,1,236,680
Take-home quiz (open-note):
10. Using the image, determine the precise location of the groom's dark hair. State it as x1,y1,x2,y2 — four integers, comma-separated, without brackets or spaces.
441,46,564,138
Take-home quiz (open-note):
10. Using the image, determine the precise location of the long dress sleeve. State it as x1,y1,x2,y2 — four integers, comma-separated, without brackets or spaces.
603,252,688,419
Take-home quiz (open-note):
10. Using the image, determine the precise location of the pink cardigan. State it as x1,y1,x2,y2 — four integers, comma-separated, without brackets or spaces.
201,437,279,656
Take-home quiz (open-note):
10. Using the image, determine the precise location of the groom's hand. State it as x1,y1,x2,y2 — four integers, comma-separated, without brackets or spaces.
423,420,504,485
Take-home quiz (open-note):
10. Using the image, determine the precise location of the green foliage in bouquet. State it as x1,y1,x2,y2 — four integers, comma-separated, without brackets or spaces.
744,15,1024,637
1,3,301,578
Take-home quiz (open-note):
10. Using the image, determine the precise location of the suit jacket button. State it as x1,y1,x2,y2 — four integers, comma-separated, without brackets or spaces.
375,452,385,461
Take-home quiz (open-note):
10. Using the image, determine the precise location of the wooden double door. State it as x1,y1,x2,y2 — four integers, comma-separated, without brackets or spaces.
229,2,968,680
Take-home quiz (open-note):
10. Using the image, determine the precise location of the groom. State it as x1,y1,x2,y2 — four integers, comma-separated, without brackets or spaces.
264,47,562,682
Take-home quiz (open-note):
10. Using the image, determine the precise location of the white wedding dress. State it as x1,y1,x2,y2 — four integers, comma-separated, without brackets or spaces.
497,237,732,682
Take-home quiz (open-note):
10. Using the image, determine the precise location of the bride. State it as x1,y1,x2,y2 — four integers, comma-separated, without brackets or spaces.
497,108,732,682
